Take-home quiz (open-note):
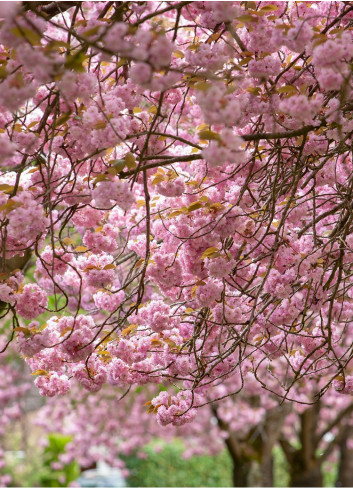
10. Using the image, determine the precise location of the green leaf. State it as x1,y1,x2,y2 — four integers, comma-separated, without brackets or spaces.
239,56,253,66
11,27,42,45
187,202,203,212
64,52,87,72
237,14,258,22
54,112,71,127
0,184,15,193
109,159,126,173
74,246,88,253
198,130,222,142
277,85,298,95
0,199,23,214
31,369,49,376
201,247,220,259
125,152,136,169
260,4,279,12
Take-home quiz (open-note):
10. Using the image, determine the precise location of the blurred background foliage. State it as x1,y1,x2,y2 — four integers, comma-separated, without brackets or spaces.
37,434,80,487
122,441,233,487
2,432,339,488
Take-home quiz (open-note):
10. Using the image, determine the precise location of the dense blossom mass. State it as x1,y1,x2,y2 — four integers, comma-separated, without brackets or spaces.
1,0,353,429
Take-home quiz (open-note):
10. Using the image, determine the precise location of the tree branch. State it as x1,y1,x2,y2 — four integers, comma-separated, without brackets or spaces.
316,402,353,446
119,154,203,178
23,1,81,17
242,125,316,142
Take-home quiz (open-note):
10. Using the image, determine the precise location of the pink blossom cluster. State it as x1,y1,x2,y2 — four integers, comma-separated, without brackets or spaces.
151,390,198,426
15,284,47,320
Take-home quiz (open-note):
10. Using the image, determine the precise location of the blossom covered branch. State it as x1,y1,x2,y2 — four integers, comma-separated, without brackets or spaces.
0,1,353,427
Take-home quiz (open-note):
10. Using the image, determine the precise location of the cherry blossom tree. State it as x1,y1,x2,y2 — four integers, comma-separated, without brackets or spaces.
1,0,353,454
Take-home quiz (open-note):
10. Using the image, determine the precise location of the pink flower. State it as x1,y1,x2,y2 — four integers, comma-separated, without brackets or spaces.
248,56,281,79
149,36,174,69
0,134,17,164
0,2,19,19
317,68,343,91
15,284,47,320
93,290,124,312
58,315,96,361
35,373,70,397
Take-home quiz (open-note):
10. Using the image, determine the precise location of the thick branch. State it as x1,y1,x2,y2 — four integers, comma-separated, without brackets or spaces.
23,1,81,17
317,402,353,446
119,154,203,178
225,22,247,52
241,125,316,142
279,437,295,466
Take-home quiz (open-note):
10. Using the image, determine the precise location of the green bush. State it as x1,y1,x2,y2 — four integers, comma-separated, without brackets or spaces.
123,442,338,488
273,446,290,487
38,433,80,487
123,441,232,487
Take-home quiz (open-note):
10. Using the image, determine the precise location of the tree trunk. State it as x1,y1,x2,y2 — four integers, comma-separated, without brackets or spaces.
212,406,253,486
281,403,323,487
336,425,353,487
257,404,291,487
260,452,274,487
212,403,289,487
290,463,323,487
232,456,252,487
246,454,274,487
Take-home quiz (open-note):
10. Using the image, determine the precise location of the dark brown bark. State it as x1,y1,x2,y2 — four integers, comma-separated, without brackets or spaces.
211,405,254,486
22,1,81,17
280,401,353,487
260,451,274,487
336,425,353,487
259,405,290,486
221,420,253,486
280,403,323,487
232,456,253,487
290,464,323,487
212,403,289,487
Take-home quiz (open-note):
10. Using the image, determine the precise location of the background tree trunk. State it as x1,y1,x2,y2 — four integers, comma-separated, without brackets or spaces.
280,403,324,487
259,405,290,487
336,425,353,487
260,452,274,487
232,456,253,487
212,403,290,487
289,462,323,487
